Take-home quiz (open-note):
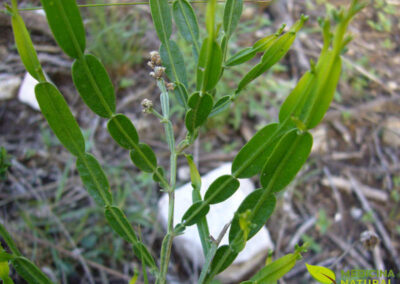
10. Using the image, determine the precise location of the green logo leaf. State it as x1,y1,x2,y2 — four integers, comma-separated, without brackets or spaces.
306,263,336,284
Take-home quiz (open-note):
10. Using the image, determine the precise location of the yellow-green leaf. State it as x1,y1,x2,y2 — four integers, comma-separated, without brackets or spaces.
306,263,336,284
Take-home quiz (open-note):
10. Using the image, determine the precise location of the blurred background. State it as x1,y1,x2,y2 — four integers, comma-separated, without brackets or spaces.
0,0,399,283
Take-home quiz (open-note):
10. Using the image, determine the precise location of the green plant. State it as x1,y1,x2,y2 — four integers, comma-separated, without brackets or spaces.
1,0,365,283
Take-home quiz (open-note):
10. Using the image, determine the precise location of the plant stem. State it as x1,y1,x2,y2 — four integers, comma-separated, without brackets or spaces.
156,79,178,284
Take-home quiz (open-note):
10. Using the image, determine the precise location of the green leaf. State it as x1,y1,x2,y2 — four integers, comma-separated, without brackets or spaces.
132,243,157,270
149,0,172,44
181,201,210,226
0,252,14,262
205,0,217,39
172,0,200,54
305,56,342,129
209,95,232,117
107,114,139,149
40,0,85,59
208,245,238,275
237,16,308,93
250,252,303,282
130,143,157,173
223,0,243,38
223,0,243,39
11,8,45,82
229,189,276,252
231,123,283,178
173,82,189,108
279,71,316,124
76,153,113,206
225,33,278,67
225,47,257,67
11,257,53,284
260,129,313,191
305,264,336,284
105,206,138,243
0,224,21,257
72,54,116,118
185,92,213,132
204,175,240,204
35,82,85,156
160,40,188,87
185,155,201,191
152,167,166,183
196,38,223,92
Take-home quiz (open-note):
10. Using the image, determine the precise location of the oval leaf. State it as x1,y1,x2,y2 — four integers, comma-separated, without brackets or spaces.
231,123,282,178
197,38,223,92
40,0,86,58
72,54,116,118
181,201,210,226
173,0,200,53
306,264,336,284
11,11,45,81
204,175,240,204
208,245,238,275
149,0,172,44
185,92,213,133
76,153,113,206
130,143,157,173
229,189,276,252
107,114,139,149
105,206,138,244
11,257,52,284
223,0,243,38
35,82,85,156
160,40,188,87
260,129,313,191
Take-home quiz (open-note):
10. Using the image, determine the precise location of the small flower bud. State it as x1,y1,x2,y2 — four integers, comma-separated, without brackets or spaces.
153,66,165,79
166,82,175,91
149,50,162,66
360,231,380,250
141,99,153,113
147,61,155,69
149,71,156,78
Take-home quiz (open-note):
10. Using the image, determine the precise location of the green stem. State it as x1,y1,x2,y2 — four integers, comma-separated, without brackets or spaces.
155,79,178,284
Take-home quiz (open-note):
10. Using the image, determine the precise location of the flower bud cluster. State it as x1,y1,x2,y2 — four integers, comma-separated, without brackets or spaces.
148,51,165,79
